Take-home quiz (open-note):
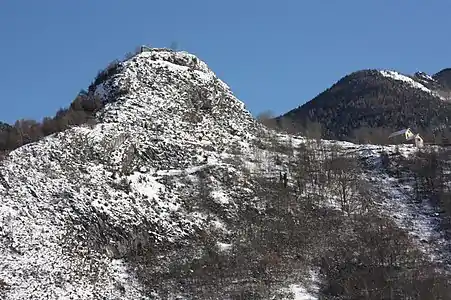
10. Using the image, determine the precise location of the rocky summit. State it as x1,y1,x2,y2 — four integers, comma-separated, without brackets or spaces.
1,48,451,299
0,48,266,299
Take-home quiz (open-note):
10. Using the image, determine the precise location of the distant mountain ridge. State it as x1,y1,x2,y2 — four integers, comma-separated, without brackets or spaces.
277,68,451,142
434,68,451,90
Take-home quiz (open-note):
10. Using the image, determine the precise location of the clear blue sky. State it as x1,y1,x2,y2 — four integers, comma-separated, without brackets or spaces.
0,1,450,124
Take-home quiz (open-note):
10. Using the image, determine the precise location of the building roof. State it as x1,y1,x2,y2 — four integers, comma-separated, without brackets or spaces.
388,128,411,139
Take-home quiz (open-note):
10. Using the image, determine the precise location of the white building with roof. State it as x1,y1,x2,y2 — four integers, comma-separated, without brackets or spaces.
388,128,423,148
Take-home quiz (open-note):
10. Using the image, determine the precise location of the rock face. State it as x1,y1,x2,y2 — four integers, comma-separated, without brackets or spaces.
277,69,451,140
0,48,264,299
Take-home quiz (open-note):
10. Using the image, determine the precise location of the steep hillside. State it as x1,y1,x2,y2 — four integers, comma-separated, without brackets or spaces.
1,49,451,299
0,48,264,299
434,68,451,92
277,69,451,142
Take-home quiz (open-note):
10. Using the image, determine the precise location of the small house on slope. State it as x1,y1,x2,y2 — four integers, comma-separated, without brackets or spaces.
388,128,424,148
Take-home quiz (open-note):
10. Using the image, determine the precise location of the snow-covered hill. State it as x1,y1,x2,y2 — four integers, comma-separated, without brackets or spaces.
0,48,450,299
0,48,266,299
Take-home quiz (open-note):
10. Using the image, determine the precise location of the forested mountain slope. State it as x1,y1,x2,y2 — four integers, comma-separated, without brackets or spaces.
277,69,451,143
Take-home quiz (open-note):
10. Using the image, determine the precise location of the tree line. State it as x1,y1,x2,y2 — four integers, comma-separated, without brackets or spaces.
258,109,451,146
0,92,103,160
0,45,149,161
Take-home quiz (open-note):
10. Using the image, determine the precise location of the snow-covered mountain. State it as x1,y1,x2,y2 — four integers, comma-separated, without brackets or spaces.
0,48,264,299
1,48,450,299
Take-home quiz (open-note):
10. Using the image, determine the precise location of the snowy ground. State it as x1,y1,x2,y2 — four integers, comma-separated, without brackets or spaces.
270,132,451,272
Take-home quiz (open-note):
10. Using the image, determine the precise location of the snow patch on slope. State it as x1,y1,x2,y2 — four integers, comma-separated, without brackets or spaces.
416,71,436,83
274,132,451,271
379,70,445,100
321,139,451,269
380,70,433,93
